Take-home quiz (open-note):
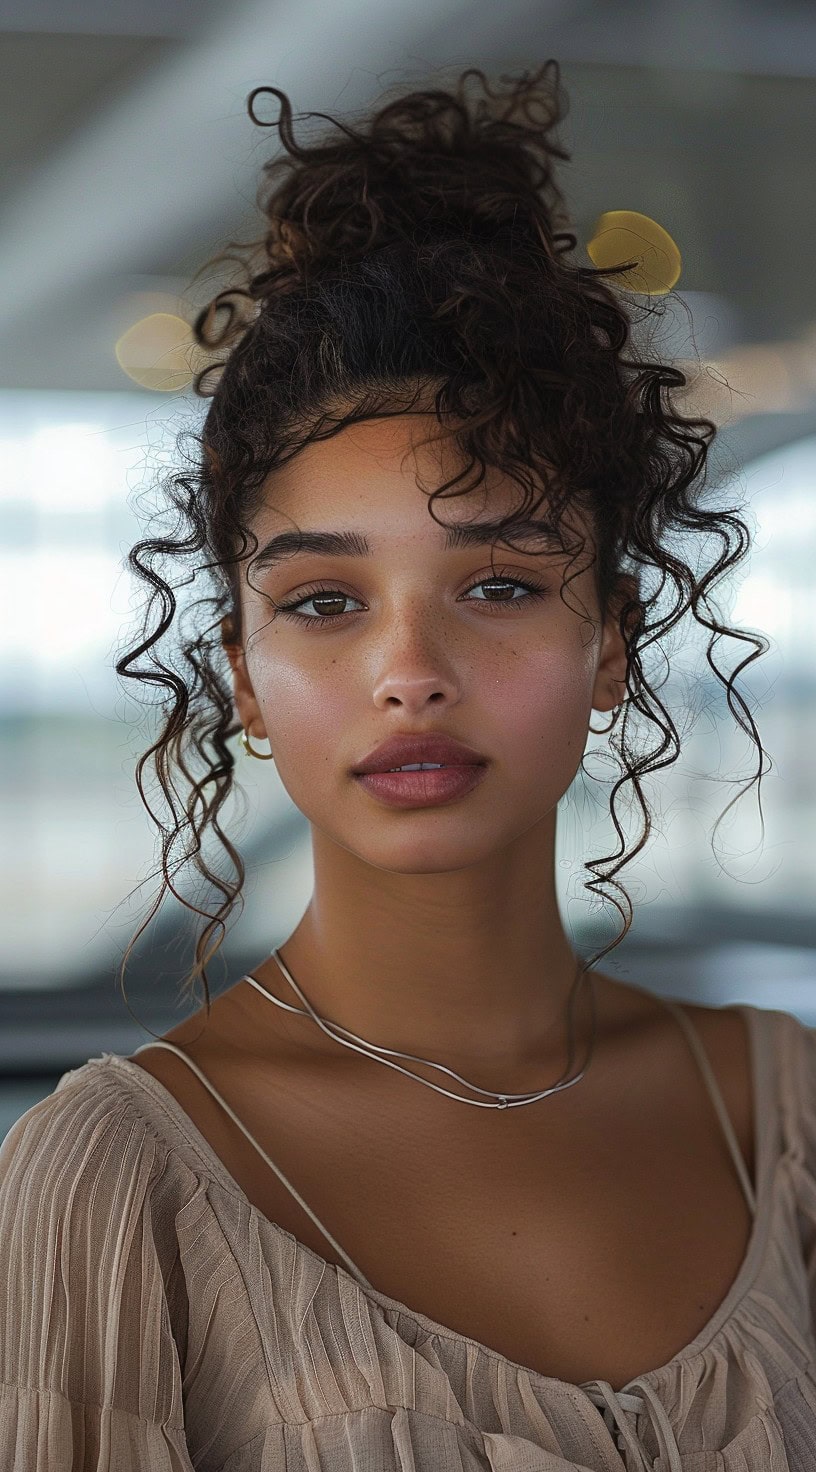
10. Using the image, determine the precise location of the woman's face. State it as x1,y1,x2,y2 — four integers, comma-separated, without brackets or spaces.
223,412,630,875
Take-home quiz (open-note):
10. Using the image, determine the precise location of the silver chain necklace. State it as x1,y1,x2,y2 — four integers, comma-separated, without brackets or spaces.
241,949,598,1109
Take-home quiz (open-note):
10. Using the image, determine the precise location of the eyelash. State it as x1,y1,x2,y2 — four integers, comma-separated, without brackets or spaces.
275,571,549,626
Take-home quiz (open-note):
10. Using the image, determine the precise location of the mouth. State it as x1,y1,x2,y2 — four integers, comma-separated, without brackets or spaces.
354,763,488,809
352,732,488,776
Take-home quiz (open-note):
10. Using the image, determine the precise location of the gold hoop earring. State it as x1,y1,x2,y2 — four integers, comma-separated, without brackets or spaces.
240,728,275,760
588,702,623,736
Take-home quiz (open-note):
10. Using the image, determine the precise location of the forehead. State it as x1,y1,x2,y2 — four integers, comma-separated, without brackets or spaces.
257,412,593,543
266,414,498,503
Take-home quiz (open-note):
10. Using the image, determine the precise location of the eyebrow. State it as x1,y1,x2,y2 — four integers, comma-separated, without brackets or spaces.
251,516,560,573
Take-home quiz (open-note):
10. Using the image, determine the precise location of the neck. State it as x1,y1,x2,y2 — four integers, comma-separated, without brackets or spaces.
248,810,588,1084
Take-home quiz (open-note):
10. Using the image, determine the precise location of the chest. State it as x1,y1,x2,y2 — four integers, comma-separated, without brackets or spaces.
131,1005,755,1391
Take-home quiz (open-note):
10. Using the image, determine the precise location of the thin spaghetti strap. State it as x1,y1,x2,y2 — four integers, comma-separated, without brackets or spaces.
655,998,757,1216
129,1040,375,1289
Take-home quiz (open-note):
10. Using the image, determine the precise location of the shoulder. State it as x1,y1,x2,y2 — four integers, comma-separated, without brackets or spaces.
0,1060,188,1430
757,1002,816,1155
0,1052,220,1268
674,1000,756,1164
0,1057,187,1244
642,994,816,1185
598,972,755,1079
1,1057,138,1189
598,977,757,1177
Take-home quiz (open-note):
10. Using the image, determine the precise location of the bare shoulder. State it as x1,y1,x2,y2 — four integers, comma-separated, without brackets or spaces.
600,976,755,1181
125,987,246,1105
667,994,753,1105
600,972,751,1063
674,997,755,1168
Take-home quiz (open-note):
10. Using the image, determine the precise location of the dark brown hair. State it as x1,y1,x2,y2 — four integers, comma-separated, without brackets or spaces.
115,61,769,1030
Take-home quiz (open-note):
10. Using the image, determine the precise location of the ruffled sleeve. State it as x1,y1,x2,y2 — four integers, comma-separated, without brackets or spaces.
778,1006,816,1337
0,1066,195,1470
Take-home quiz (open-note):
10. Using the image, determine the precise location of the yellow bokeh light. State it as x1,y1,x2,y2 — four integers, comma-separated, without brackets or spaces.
586,210,682,295
115,312,198,392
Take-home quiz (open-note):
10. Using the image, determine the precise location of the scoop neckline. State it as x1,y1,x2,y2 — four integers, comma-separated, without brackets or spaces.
100,999,777,1397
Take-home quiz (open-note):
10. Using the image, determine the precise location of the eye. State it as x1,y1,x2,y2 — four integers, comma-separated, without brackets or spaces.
275,571,549,626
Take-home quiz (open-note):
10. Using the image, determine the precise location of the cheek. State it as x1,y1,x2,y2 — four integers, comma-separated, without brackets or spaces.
495,646,596,780
254,656,355,762
499,638,596,721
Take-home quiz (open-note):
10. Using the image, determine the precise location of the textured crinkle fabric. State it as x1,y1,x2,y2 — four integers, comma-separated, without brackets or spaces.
1,1003,816,1469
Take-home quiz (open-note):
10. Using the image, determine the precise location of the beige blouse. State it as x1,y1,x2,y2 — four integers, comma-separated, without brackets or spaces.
2,998,816,1470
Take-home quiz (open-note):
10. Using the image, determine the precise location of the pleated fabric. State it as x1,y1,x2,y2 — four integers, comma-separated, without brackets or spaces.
2,1002,816,1470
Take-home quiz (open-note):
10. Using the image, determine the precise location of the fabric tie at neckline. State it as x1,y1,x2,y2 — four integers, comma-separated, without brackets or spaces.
583,1379,682,1471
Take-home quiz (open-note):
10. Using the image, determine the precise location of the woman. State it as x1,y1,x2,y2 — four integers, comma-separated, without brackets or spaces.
2,62,814,1470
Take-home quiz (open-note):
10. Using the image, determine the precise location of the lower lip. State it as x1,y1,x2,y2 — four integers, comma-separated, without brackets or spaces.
354,764,488,808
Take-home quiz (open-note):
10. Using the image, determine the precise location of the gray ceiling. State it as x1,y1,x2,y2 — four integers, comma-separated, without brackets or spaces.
2,0,815,390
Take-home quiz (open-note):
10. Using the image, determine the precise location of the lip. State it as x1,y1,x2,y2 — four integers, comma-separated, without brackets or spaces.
352,732,488,775
355,764,488,808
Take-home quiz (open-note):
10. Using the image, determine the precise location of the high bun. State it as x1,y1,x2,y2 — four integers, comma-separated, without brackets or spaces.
197,62,574,334
116,62,769,1024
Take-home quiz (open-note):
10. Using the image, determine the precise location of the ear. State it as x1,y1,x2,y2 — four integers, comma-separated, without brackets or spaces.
220,614,268,743
591,576,639,713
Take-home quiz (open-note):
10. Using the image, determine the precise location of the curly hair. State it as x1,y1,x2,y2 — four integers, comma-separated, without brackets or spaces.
115,61,770,1033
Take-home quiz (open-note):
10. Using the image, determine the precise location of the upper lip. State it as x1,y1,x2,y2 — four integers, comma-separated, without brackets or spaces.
353,733,488,774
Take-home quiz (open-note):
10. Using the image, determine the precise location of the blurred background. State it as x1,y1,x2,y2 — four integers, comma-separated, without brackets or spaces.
2,0,815,1140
